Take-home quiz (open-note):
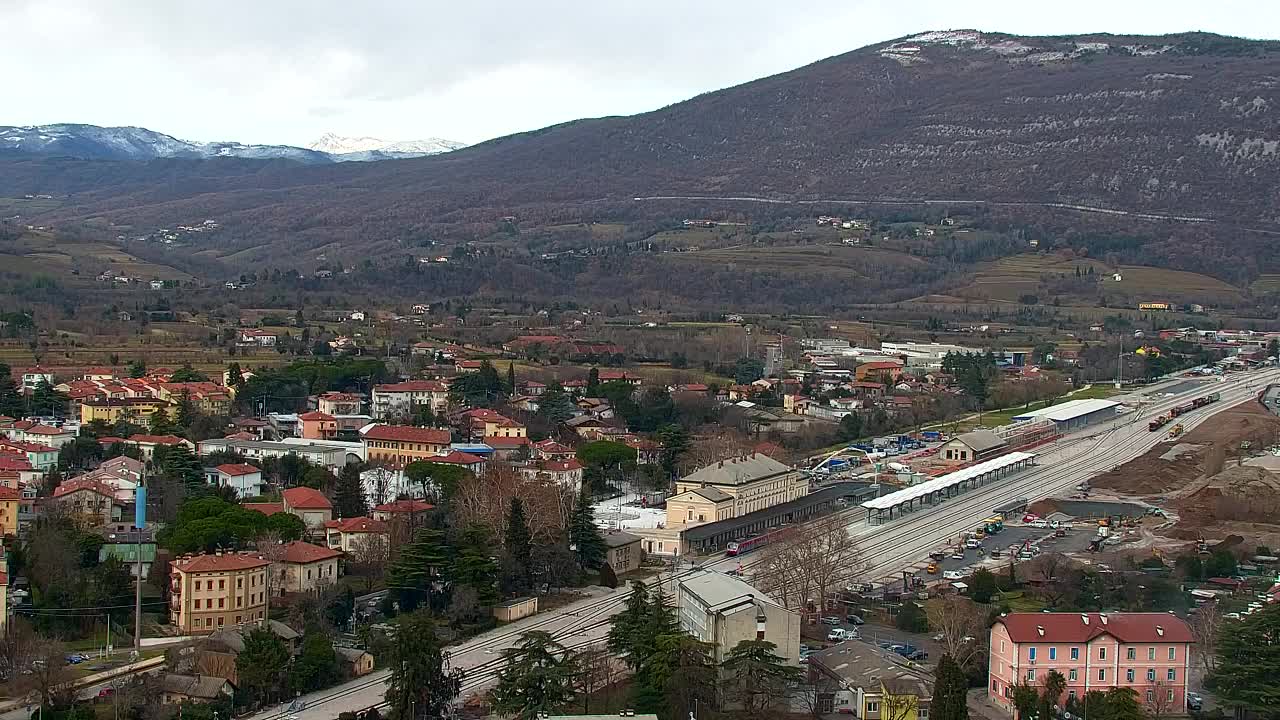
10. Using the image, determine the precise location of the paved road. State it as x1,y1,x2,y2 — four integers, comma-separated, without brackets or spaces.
243,369,1275,720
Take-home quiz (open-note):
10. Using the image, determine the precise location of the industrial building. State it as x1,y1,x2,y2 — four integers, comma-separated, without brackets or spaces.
1010,398,1121,432
676,569,801,664
937,430,1007,464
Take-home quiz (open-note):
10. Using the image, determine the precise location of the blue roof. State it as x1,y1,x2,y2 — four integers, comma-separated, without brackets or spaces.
450,443,494,455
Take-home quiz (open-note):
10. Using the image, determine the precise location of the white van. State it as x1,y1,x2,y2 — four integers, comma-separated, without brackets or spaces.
943,570,964,580
828,627,858,642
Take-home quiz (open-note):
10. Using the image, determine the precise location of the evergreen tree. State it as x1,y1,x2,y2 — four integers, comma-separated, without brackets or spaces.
333,463,368,518
29,379,68,418
536,382,575,423
837,412,863,442
226,361,245,391
586,367,600,396
932,655,970,720
506,362,517,394
127,360,146,378
720,640,804,718
489,631,579,719
969,568,999,603
896,600,928,632
639,633,716,720
175,390,197,431
656,423,690,477
161,443,204,492
148,406,176,435
0,363,23,418
387,528,451,612
505,498,533,591
235,628,290,705
289,631,341,694
386,611,463,720
450,525,500,610
1209,604,1280,719
568,484,606,570
607,580,650,669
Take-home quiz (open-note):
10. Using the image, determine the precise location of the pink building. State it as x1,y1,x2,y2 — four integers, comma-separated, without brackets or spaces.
989,613,1194,715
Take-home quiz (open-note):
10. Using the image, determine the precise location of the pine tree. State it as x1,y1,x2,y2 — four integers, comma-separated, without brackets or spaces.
175,390,197,431
505,497,533,590
489,631,579,718
333,463,367,518
933,655,970,720
386,611,462,720
0,363,22,418
608,580,650,669
162,443,203,491
450,525,500,609
226,362,245,391
568,485,606,570
536,382,575,423
721,640,804,718
387,528,451,612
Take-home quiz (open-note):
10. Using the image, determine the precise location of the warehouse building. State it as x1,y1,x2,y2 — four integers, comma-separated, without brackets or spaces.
1010,398,1121,432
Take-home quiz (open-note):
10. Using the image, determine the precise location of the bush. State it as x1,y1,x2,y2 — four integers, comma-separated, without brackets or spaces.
895,601,928,633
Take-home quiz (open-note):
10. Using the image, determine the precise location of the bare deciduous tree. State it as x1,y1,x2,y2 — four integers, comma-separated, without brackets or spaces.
453,464,565,543
1147,681,1177,720
753,513,867,617
925,595,986,668
348,533,391,592
1189,603,1221,674
254,531,289,598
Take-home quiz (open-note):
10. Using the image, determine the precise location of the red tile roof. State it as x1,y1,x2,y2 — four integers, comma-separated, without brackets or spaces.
298,411,335,421
173,552,271,573
243,502,285,516
362,424,451,445
326,517,389,534
52,477,117,499
0,486,20,500
995,612,1194,644
23,424,66,436
428,451,485,466
215,463,261,477
374,499,434,514
0,455,33,471
280,540,343,564
533,439,574,454
858,361,903,370
282,486,332,510
1,440,57,453
96,436,128,445
128,434,186,445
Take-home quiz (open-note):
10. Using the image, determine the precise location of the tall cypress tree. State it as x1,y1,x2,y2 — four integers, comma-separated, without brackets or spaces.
569,485,606,570
333,463,367,518
506,362,517,394
505,498,533,591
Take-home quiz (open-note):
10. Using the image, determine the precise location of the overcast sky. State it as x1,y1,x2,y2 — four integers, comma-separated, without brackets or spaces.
5,0,1277,147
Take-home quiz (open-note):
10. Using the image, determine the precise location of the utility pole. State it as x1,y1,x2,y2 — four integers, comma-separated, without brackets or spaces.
1115,336,1124,390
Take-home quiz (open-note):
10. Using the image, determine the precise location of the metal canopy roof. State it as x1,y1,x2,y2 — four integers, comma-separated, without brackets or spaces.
860,451,1035,511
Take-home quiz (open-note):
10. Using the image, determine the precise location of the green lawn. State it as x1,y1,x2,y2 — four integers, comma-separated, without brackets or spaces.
1000,590,1047,613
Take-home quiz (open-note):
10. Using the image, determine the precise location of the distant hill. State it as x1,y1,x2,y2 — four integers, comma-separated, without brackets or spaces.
0,124,463,163
4,30,1280,281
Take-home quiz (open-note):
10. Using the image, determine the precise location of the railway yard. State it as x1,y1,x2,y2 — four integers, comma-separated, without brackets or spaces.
243,367,1280,719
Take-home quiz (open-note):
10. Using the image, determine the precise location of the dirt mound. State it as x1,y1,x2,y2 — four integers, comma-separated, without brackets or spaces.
1182,399,1280,447
1090,401,1280,497
1174,465,1280,526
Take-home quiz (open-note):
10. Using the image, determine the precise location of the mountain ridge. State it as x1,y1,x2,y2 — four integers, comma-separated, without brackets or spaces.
0,123,464,163
4,29,1280,283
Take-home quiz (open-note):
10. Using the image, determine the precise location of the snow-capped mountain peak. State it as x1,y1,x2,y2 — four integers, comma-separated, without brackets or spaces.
0,123,466,164
308,133,466,157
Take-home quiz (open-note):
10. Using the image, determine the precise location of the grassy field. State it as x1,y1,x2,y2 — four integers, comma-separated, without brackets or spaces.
960,253,1243,305
0,230,193,282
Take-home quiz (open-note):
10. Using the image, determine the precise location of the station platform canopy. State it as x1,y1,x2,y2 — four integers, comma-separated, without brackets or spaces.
861,451,1036,512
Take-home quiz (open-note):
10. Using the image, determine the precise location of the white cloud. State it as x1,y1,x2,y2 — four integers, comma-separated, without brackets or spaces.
1,0,1275,146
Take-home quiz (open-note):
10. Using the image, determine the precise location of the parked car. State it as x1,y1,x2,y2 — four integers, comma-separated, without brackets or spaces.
828,628,856,642
846,614,865,625
927,563,939,574
821,616,841,626
97,688,115,700
950,552,965,560
1029,519,1050,529
1186,693,1203,711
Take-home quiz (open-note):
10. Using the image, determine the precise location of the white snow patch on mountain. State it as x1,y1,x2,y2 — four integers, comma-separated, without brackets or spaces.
308,133,465,157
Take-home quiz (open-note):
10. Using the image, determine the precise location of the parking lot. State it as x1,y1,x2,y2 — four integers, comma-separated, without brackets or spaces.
908,521,1099,583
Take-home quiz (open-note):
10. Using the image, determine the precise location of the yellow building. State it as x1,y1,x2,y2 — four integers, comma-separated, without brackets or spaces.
169,552,270,634
0,486,22,537
666,453,808,528
360,424,452,467
80,397,171,426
